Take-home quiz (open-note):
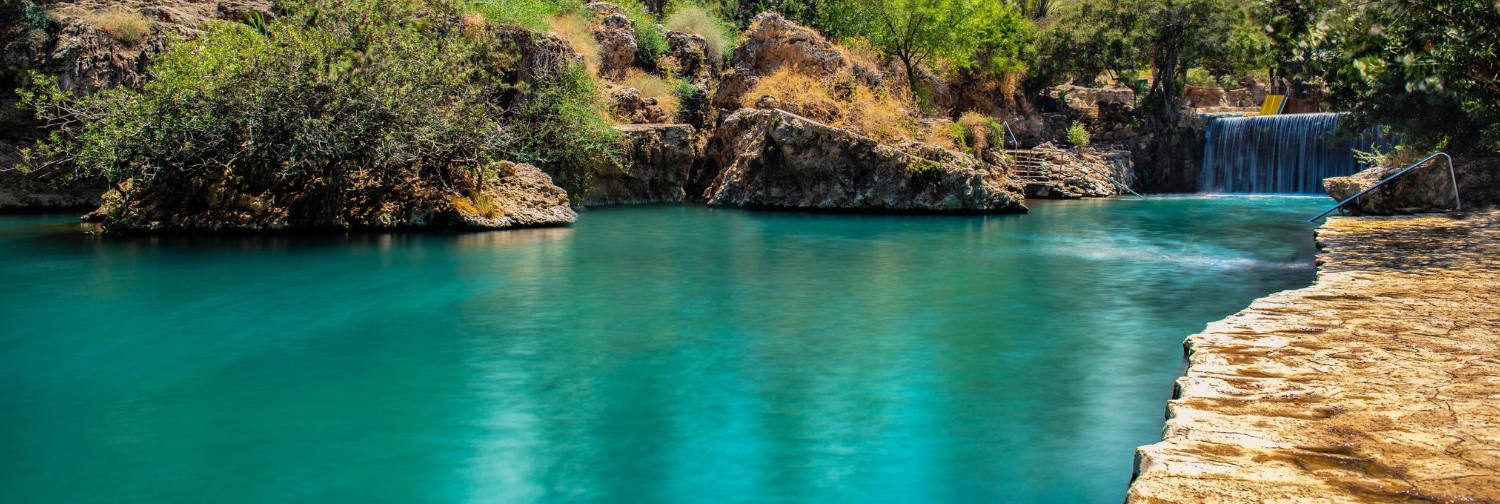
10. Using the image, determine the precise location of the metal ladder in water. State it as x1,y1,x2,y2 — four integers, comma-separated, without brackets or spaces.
1308,152,1461,222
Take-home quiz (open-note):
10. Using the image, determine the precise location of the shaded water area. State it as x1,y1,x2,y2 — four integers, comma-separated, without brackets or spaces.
1200,113,1392,194
0,197,1326,503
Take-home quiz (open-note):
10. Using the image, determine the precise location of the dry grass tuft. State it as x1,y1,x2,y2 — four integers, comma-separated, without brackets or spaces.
664,5,732,61
743,69,916,144
548,12,601,75
461,12,490,37
617,69,682,120
86,9,152,46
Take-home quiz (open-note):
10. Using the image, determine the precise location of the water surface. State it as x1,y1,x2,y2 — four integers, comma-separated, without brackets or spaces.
0,197,1327,503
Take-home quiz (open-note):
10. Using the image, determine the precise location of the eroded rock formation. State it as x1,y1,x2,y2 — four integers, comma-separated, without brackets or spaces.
584,124,698,206
701,108,1026,213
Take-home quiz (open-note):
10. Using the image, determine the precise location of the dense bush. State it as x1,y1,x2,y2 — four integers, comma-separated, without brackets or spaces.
1066,121,1090,147
1319,0,1499,156
20,0,621,208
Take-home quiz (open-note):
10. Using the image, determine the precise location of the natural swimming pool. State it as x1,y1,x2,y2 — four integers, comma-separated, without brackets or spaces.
0,196,1327,503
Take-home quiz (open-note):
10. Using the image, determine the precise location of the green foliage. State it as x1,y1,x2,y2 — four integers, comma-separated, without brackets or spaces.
506,63,622,195
470,0,584,31
947,121,972,153
1031,0,1268,101
983,117,1008,148
855,0,1032,95
19,0,57,31
630,14,669,68
718,0,865,38
1316,0,1500,155
1185,67,1215,87
20,0,622,212
1066,121,1090,147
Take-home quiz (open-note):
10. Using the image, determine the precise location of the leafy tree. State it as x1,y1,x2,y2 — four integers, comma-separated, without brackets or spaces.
1318,0,1500,155
861,0,1031,96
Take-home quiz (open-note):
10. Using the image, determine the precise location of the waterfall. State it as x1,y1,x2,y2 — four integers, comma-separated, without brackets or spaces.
1199,113,1391,194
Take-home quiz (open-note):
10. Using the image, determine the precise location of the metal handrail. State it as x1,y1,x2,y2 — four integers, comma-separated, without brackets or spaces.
1308,152,1460,222
1032,147,1145,198
1002,121,1021,149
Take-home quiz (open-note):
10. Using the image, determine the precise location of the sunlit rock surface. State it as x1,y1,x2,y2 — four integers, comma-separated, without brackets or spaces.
1128,211,1500,503
702,109,1026,213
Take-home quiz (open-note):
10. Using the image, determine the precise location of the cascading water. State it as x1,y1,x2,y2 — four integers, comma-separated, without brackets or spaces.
1199,113,1392,194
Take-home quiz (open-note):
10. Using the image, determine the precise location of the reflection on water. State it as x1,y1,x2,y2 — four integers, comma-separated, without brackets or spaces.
0,197,1327,504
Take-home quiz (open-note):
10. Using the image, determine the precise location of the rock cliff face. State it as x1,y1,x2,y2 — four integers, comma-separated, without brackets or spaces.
1324,158,1499,215
584,124,698,206
98,161,575,233
701,109,1026,213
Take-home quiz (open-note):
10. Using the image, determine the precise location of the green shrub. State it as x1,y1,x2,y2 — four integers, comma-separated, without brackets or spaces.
1065,120,1090,147
505,63,622,195
618,2,669,68
1184,67,1216,87
21,0,621,219
470,0,584,31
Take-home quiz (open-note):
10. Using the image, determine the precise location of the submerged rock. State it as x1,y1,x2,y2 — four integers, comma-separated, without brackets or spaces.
98,161,575,233
701,109,1026,213
584,124,699,206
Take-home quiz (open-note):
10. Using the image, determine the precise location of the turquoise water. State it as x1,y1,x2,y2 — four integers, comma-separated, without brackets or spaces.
0,197,1327,503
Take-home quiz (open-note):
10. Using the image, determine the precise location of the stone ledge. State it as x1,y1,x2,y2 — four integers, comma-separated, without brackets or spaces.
1127,211,1500,503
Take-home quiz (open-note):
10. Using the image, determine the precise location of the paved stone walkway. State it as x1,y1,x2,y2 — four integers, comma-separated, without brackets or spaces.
1127,211,1500,503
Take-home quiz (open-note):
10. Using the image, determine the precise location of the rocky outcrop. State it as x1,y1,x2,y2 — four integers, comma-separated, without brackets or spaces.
584,124,698,205
590,12,636,80
1127,211,1500,503
712,13,881,108
97,161,575,233
701,108,1026,213
663,30,711,85
1323,158,1499,215
1016,146,1134,198
610,87,670,124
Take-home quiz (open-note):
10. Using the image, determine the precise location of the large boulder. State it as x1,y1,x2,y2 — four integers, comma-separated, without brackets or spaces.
591,12,636,80
610,87,670,124
584,124,698,205
1324,158,1500,215
663,30,712,85
96,161,575,233
701,109,1027,213
712,13,881,108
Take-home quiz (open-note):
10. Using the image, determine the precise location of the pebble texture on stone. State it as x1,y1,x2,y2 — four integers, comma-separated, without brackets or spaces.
1128,211,1500,502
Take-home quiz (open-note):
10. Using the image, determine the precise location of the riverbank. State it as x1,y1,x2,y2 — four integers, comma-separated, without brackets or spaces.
1127,210,1500,502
